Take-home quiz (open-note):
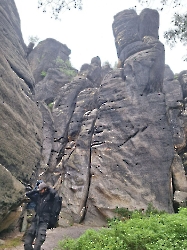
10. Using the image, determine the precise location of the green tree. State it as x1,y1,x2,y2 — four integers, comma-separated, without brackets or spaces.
38,0,82,19
164,12,187,50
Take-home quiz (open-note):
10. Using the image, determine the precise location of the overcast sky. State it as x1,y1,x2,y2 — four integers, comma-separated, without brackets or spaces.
14,0,187,74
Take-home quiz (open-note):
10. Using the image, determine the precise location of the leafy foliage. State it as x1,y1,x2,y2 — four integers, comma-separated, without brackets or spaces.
38,0,82,19
56,207,187,250
48,102,54,111
41,70,47,77
164,13,187,48
55,57,77,78
138,0,182,11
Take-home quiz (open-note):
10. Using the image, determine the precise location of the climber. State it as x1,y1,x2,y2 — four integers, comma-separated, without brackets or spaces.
24,182,56,250
21,180,43,240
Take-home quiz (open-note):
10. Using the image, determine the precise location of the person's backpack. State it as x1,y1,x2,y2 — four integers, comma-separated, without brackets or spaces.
48,192,62,229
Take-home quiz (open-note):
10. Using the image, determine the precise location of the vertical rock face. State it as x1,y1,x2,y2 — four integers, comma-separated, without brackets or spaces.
45,8,180,226
0,0,35,92
0,0,43,230
163,66,187,209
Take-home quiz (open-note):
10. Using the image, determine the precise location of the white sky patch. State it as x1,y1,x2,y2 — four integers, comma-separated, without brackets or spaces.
14,0,187,73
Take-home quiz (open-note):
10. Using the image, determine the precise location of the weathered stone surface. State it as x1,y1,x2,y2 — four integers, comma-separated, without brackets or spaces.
0,0,35,92
35,68,71,104
40,58,102,182
0,0,43,231
124,37,165,94
174,191,187,210
85,70,174,222
28,38,71,83
113,8,159,58
139,8,159,40
0,51,43,182
38,102,55,169
163,66,187,150
113,8,163,96
0,164,24,232
101,64,113,80
163,79,185,149
54,64,176,226
178,70,187,98
164,64,174,81
171,154,187,192
62,109,98,223
112,9,140,57
44,76,96,179
119,41,152,64
40,9,187,226
79,56,101,86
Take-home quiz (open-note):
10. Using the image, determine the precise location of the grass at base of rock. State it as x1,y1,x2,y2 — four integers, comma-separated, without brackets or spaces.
55,207,187,250
0,235,22,249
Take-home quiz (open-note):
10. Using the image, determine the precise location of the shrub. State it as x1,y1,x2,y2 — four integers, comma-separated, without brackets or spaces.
56,207,187,250
54,57,77,78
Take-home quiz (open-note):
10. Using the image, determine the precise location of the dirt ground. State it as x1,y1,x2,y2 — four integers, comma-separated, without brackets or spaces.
4,225,102,250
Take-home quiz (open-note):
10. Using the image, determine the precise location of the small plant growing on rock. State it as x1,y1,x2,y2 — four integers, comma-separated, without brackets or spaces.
55,57,77,78
48,102,54,111
41,71,47,77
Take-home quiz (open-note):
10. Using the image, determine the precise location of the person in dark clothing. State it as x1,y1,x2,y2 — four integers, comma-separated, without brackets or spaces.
24,182,56,250
21,180,43,240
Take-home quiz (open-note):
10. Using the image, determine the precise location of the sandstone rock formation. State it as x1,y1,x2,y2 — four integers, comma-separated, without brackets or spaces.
163,66,187,210
0,0,43,231
1,0,187,233
34,8,187,226
28,38,71,84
